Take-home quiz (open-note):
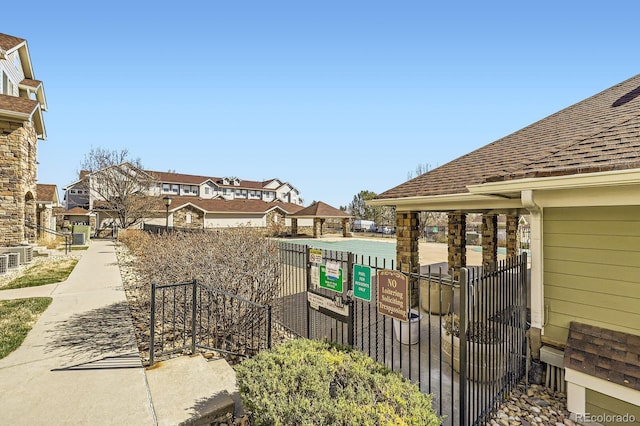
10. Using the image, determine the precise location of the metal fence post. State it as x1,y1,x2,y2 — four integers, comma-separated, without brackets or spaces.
192,279,197,356
347,251,355,347
459,268,468,426
305,246,311,340
267,305,273,349
149,282,156,366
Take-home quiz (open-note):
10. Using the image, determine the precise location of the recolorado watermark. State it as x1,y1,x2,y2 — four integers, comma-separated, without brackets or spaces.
575,412,636,424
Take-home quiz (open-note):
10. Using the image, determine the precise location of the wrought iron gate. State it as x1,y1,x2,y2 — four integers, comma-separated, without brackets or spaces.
275,242,528,426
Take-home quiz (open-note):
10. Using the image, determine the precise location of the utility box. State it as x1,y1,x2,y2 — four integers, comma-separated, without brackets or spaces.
72,233,86,245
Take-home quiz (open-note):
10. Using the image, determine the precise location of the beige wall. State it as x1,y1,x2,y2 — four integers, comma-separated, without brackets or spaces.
543,206,640,345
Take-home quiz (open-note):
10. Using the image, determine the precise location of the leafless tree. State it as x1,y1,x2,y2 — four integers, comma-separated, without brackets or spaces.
79,148,157,228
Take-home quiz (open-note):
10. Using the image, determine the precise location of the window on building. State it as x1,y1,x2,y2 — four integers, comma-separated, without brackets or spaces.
162,183,170,193
171,184,179,194
186,213,192,224
204,187,210,195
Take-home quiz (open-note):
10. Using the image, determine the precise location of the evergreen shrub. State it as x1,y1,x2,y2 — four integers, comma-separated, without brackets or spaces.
235,339,441,425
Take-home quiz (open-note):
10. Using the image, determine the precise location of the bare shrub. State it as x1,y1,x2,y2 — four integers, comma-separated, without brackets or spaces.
123,227,281,361
133,227,280,301
117,229,152,257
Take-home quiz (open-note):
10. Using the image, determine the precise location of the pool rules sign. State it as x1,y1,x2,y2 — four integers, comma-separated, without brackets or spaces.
377,270,409,322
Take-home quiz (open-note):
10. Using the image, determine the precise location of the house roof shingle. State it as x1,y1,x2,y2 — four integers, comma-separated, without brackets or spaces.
36,184,57,203
377,73,640,200
155,196,304,215
0,94,39,116
19,78,42,89
148,171,287,191
0,33,25,52
292,201,350,218
564,322,640,392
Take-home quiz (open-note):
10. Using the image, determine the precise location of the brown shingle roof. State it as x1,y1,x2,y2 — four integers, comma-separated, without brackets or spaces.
0,94,39,116
564,322,640,392
19,78,42,88
150,171,216,185
0,33,25,52
292,201,350,218
153,196,304,214
148,170,271,190
65,207,90,215
377,73,640,200
36,184,57,202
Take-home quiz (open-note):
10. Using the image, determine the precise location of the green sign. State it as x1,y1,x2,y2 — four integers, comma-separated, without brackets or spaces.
353,264,372,302
320,264,343,293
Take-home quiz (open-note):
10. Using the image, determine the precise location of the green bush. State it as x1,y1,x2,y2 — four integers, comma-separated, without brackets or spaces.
235,339,441,426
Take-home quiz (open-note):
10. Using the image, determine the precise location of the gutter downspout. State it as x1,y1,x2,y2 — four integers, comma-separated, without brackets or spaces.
522,190,544,365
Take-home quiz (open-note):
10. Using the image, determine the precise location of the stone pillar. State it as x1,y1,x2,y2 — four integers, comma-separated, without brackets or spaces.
506,215,519,258
313,218,321,238
341,218,351,237
396,211,420,307
447,213,466,280
482,214,498,268
291,218,298,236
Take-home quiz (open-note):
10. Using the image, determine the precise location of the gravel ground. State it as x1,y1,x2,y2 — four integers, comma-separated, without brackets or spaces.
489,382,581,426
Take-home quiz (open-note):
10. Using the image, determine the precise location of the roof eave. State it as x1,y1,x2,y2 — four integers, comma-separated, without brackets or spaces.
0,104,46,139
368,193,523,212
468,168,640,195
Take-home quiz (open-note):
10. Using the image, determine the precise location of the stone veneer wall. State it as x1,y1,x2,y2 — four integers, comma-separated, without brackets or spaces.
395,211,420,307
481,214,498,268
266,210,287,236
37,207,54,242
447,213,466,280
0,120,38,246
506,215,519,257
173,206,204,229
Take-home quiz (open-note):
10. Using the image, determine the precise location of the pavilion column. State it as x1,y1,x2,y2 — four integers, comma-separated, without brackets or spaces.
291,218,298,237
341,218,351,237
482,214,498,269
506,215,520,258
396,211,420,307
312,218,321,237
447,213,466,280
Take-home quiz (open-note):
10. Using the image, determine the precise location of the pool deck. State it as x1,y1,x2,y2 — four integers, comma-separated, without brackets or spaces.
280,235,506,267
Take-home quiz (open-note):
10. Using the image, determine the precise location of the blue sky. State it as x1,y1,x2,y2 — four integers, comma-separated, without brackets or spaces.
5,1,640,208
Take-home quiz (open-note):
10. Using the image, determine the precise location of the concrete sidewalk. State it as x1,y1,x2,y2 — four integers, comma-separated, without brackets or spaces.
0,239,157,425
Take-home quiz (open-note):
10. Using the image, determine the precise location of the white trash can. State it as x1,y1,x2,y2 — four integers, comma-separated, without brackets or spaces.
393,309,423,345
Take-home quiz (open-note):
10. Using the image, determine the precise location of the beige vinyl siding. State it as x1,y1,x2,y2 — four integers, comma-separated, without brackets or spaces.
0,52,24,95
585,389,640,425
543,206,640,344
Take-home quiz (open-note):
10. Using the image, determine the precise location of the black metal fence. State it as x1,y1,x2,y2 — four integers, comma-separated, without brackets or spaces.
275,242,528,426
149,279,272,366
